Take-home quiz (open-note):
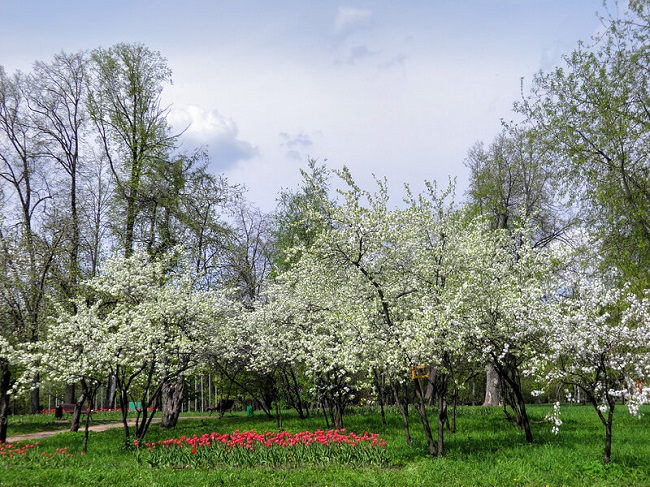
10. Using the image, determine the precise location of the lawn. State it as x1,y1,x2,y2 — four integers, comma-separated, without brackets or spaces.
1,404,649,486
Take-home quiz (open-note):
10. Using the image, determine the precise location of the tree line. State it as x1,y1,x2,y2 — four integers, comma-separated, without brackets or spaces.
2,1,650,464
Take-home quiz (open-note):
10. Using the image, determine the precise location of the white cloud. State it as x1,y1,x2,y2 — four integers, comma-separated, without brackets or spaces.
335,7,372,34
169,105,259,170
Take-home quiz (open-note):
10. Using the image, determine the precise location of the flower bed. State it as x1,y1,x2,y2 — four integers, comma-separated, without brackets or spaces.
0,441,85,467
135,429,388,468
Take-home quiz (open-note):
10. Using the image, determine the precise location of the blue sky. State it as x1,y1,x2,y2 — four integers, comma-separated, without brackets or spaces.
0,1,605,211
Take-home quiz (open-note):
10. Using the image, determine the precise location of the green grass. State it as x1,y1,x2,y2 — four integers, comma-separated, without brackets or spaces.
2,404,650,486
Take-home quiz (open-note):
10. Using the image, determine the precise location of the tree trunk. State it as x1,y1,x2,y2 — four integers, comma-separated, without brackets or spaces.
161,376,185,429
437,374,449,456
105,375,117,410
119,388,130,441
0,362,10,443
413,377,437,455
483,364,500,406
604,416,613,464
373,369,387,426
70,380,88,432
65,383,76,404
30,373,40,414
596,399,616,465
390,378,411,445
498,364,533,443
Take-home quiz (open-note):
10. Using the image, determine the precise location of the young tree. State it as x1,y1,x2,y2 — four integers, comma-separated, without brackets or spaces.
451,218,558,443
542,277,650,463
269,158,334,274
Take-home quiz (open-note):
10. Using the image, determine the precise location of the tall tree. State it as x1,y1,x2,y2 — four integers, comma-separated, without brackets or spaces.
0,67,62,415
269,159,334,274
28,51,89,297
517,1,650,290
464,127,568,406
88,43,177,257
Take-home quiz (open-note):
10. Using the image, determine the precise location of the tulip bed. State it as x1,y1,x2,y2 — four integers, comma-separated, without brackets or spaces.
0,441,86,467
134,429,388,468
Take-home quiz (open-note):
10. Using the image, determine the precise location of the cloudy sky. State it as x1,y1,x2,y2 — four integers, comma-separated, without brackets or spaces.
1,1,605,211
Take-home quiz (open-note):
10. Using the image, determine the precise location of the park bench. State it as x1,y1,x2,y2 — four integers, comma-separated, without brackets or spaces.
55,403,91,419
206,398,235,415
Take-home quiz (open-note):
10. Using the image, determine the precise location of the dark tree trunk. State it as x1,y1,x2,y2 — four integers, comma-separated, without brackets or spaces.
592,395,616,465
603,410,613,464
119,388,130,440
437,374,449,456
105,375,117,409
413,377,437,455
0,362,10,443
161,376,185,429
70,380,89,432
30,373,40,414
389,378,411,445
450,386,458,434
82,385,98,454
494,359,533,443
373,369,387,426
65,383,76,404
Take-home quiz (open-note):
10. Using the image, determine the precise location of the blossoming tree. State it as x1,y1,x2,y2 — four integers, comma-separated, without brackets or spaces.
43,248,226,441
544,277,650,463
448,218,558,443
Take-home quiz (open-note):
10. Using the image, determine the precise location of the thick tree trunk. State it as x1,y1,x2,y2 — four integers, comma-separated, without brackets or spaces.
332,400,344,429
483,364,500,406
105,375,117,409
65,383,76,404
0,362,10,443
161,377,184,429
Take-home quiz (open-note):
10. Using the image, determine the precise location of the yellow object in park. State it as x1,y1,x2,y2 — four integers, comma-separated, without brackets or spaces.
410,365,429,380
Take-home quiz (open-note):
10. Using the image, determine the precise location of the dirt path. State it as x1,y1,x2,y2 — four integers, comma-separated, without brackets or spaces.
5,417,192,444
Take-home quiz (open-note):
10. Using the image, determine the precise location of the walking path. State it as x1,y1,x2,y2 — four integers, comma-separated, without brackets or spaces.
5,417,192,444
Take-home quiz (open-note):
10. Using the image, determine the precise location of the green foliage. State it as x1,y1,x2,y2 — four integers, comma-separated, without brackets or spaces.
518,3,650,290
268,158,334,275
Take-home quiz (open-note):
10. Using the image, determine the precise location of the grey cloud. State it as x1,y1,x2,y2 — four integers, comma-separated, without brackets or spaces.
280,131,319,160
170,105,259,171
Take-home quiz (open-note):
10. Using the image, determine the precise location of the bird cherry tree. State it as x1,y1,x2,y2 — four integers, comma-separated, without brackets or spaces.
447,216,559,443
44,248,225,442
541,276,650,463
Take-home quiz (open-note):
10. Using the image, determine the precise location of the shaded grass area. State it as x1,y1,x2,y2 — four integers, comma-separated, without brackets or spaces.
5,410,144,435
2,405,650,486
